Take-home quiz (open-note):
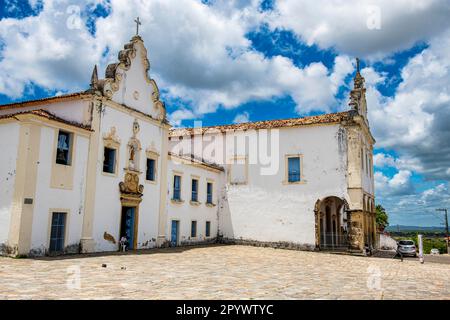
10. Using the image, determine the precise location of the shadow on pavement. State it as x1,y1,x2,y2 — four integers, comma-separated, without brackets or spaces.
31,243,232,262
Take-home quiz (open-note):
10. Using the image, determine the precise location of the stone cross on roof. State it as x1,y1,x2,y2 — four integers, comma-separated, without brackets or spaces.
134,17,141,36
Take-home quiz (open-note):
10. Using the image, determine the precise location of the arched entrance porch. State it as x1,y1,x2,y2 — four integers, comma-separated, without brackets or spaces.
314,196,350,250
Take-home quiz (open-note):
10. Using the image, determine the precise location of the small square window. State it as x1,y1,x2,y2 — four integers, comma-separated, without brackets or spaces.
173,175,181,200
103,147,116,174
205,221,211,237
191,179,198,202
146,158,156,181
206,182,213,204
288,157,301,182
191,221,197,238
56,131,72,166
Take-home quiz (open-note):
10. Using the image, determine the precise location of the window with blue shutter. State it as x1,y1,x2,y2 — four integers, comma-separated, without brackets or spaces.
205,221,211,237
173,175,181,200
191,221,197,238
56,131,72,165
49,212,67,253
103,147,116,174
288,157,301,182
146,158,156,181
206,182,213,204
191,179,198,202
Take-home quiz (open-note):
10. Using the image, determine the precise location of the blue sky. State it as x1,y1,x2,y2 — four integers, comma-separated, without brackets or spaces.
1,0,449,227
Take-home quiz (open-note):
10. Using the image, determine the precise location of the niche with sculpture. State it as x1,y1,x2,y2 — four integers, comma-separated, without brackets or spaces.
127,119,142,172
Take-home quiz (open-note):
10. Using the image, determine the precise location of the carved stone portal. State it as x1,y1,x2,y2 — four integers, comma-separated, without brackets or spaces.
119,171,144,198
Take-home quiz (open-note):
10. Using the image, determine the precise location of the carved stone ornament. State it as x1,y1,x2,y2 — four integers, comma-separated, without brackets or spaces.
103,126,121,145
147,141,158,154
119,171,144,197
154,100,167,121
132,119,140,137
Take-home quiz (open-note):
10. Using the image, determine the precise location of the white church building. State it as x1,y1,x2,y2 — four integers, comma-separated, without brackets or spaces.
0,35,376,257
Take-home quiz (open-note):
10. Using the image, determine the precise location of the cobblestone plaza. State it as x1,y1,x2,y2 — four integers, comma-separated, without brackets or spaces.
0,245,448,300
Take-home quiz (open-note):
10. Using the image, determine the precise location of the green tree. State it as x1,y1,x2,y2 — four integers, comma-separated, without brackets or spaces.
376,205,389,231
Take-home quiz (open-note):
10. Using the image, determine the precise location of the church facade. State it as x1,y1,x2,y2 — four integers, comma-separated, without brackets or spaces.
0,36,376,257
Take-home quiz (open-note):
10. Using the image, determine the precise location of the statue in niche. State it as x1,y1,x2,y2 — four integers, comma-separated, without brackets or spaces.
127,120,141,171
130,146,135,162
128,143,137,170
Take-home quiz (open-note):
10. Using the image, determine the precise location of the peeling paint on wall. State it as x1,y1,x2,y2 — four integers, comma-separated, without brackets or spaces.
103,232,116,244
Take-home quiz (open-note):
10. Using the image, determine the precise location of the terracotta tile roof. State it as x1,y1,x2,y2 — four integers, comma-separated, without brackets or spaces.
0,109,92,131
170,111,353,137
168,152,225,172
0,92,90,110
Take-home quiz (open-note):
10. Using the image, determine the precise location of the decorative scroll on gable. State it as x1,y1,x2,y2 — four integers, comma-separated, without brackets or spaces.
100,36,166,123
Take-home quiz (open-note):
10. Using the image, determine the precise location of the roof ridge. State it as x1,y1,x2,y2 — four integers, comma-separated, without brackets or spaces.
0,92,89,110
170,110,353,135
0,108,92,131
168,152,224,171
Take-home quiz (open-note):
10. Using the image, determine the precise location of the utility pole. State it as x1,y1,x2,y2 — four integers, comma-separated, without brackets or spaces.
436,208,449,254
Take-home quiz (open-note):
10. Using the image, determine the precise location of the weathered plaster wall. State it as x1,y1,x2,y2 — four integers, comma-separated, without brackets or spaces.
91,104,163,252
30,126,89,256
166,159,222,245
220,125,347,247
0,123,20,253
218,124,348,247
0,100,91,126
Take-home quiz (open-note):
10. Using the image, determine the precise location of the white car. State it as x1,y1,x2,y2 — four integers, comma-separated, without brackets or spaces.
397,240,417,257
430,248,440,255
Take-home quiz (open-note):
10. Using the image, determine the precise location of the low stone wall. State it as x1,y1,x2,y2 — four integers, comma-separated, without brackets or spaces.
219,237,316,251
179,237,218,247
379,233,398,250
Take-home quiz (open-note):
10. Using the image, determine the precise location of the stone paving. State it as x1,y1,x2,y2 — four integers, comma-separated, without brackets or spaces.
0,245,448,300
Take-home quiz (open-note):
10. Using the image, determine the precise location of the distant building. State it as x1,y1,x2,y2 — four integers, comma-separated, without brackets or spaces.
0,35,376,257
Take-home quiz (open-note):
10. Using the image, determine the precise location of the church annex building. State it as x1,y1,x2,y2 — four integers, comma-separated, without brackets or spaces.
0,35,376,257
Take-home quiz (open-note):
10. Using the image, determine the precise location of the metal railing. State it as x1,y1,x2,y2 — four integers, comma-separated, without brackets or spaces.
320,233,349,250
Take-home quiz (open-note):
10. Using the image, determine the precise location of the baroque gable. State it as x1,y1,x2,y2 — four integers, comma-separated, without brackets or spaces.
98,36,166,123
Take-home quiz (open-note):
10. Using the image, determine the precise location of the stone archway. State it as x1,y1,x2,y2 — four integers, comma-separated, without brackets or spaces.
314,196,350,250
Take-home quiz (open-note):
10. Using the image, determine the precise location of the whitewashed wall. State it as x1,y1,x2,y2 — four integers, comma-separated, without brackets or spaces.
216,125,349,247
166,159,222,245
92,104,163,252
0,123,20,251
30,126,89,255
0,100,91,126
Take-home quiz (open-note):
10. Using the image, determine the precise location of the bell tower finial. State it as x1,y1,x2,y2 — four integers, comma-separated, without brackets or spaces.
349,58,368,120
353,58,365,90
90,65,98,90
